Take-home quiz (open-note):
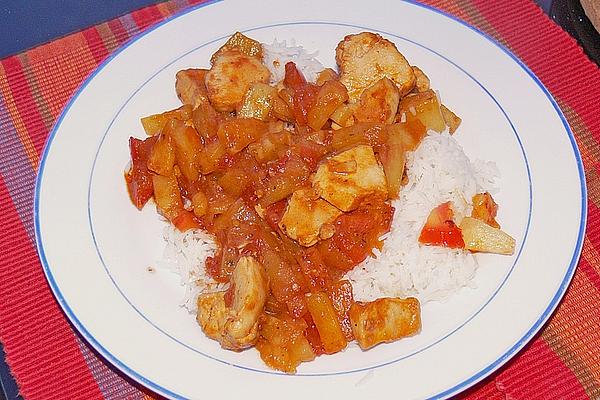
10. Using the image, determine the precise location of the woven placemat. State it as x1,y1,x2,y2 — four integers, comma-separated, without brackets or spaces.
0,0,598,398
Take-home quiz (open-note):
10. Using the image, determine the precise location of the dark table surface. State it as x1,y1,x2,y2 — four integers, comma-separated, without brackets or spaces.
0,0,597,399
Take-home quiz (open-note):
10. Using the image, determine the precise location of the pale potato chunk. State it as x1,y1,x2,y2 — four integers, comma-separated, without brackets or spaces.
460,217,515,255
349,297,421,350
411,66,430,93
353,77,400,124
237,82,278,121
336,32,415,102
313,145,387,212
279,189,342,247
175,69,210,108
205,50,270,112
196,256,268,351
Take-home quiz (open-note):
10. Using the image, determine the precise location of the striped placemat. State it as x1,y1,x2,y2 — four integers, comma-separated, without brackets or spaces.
0,0,598,398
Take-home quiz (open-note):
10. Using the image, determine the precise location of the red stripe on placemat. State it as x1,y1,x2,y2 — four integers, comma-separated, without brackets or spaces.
0,178,104,400
495,338,589,399
82,27,111,65
0,57,50,156
131,5,167,32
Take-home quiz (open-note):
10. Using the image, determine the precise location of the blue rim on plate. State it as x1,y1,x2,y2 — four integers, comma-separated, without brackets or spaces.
34,1,587,398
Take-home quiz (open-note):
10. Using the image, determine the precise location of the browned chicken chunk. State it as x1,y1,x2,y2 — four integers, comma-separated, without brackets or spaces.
175,68,210,108
349,297,421,350
313,145,387,212
336,32,415,102
279,188,342,247
196,256,268,350
205,50,271,112
353,77,400,124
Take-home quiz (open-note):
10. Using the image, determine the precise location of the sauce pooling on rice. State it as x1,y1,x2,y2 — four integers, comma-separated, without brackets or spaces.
125,31,515,373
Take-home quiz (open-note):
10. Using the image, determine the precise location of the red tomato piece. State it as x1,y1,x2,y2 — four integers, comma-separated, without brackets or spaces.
418,202,465,248
125,136,157,209
283,62,319,126
317,200,393,272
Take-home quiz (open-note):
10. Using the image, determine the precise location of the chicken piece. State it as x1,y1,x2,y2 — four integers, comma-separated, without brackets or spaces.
205,50,271,112
459,217,515,255
175,69,210,108
222,256,269,349
279,189,342,247
336,32,415,102
197,291,229,343
353,77,400,124
313,145,387,212
411,66,430,93
196,256,268,351
349,297,421,350
237,82,278,121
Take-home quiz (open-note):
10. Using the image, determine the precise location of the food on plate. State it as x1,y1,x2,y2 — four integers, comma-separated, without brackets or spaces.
125,31,516,373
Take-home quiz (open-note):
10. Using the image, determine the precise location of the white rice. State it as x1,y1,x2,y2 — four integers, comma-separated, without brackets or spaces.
346,132,499,302
262,39,325,84
156,226,223,312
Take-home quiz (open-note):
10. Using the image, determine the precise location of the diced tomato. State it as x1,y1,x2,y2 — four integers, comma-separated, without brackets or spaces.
418,202,465,248
171,209,201,232
297,247,331,291
264,199,288,231
125,136,157,209
283,62,319,126
317,200,394,272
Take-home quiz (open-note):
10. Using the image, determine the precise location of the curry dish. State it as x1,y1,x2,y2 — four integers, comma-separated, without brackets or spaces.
125,32,515,373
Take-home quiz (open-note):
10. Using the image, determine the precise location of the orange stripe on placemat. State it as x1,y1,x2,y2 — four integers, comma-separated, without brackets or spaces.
26,37,101,121
96,22,121,55
16,53,55,133
0,178,104,400
0,65,39,171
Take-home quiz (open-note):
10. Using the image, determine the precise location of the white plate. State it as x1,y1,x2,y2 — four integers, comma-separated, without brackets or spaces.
34,0,586,398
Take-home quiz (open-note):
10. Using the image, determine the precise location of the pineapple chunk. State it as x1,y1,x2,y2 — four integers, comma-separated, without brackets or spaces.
440,104,462,134
398,90,445,133
313,145,387,212
279,189,342,247
237,83,278,121
460,217,515,255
